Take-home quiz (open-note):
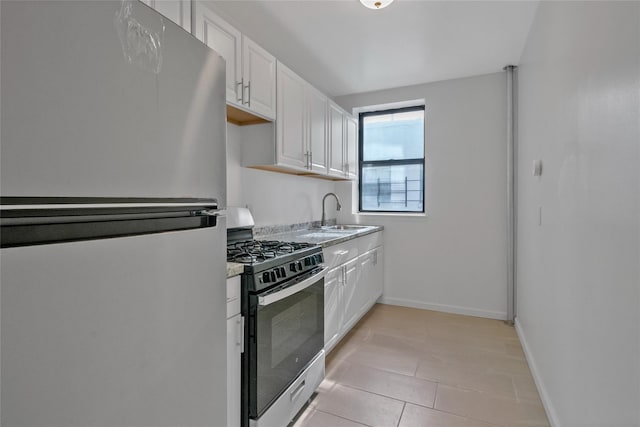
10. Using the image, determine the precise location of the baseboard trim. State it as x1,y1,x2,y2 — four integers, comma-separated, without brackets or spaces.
514,318,561,427
378,297,507,320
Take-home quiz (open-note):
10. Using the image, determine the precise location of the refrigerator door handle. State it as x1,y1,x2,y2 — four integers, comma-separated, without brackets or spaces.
1,198,223,248
196,209,227,217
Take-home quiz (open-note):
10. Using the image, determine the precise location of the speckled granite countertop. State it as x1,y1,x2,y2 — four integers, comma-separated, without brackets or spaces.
260,225,383,248
226,225,384,278
226,262,245,279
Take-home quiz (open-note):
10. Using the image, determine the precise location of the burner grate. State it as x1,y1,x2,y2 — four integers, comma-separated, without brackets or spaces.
226,240,314,264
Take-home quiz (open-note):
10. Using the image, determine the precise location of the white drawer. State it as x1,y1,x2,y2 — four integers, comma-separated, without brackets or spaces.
357,231,383,254
226,276,241,319
250,351,325,427
323,239,358,270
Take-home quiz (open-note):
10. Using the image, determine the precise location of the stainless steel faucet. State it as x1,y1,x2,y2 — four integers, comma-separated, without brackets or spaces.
321,193,342,226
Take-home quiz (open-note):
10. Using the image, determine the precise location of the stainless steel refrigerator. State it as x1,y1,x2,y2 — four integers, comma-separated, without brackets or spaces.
1,1,228,426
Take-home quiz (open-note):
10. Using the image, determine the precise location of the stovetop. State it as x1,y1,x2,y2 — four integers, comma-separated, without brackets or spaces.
227,240,315,265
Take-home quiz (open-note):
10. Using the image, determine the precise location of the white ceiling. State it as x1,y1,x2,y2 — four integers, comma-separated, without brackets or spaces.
208,0,539,97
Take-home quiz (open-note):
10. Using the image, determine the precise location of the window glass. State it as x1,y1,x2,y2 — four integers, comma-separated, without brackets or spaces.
362,111,424,161
359,106,425,213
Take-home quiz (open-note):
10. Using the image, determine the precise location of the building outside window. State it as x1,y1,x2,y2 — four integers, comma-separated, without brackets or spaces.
359,106,425,213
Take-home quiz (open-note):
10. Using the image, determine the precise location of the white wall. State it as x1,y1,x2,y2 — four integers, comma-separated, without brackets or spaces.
515,2,640,426
335,72,508,319
226,123,337,227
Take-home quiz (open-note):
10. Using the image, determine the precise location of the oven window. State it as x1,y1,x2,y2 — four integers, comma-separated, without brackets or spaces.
271,293,318,367
252,277,324,417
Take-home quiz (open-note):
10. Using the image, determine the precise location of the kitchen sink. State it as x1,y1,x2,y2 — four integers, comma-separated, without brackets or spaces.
320,225,371,231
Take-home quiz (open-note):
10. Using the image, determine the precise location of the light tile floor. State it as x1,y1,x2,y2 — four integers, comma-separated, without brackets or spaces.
291,304,549,427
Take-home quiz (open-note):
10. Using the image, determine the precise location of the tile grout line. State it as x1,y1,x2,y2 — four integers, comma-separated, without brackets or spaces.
405,399,505,427
313,408,374,427
395,402,406,427
336,383,410,406
433,381,439,408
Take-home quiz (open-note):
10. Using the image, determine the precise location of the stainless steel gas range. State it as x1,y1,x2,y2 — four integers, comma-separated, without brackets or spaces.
227,209,326,427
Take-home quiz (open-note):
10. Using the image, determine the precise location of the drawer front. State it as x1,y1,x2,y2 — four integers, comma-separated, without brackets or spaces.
357,231,383,254
323,239,358,270
226,276,241,319
250,351,325,427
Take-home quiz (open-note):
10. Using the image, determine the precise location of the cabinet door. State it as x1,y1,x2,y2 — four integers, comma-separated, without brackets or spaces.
276,62,307,170
242,36,276,119
359,247,383,310
306,86,328,174
194,5,242,105
227,314,242,427
328,102,345,177
324,266,342,352
345,115,358,180
341,258,361,332
140,0,191,33
372,246,384,301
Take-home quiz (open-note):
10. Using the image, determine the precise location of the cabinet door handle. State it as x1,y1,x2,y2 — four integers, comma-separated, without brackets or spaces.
290,379,306,402
236,79,243,103
244,81,251,106
309,150,313,169
237,316,245,353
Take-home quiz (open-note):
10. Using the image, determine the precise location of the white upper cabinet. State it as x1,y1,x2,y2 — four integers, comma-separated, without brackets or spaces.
328,102,345,177
276,62,307,170
345,115,358,179
306,86,328,174
275,62,329,173
328,102,357,179
242,37,277,119
194,4,276,120
194,5,242,105
140,0,191,33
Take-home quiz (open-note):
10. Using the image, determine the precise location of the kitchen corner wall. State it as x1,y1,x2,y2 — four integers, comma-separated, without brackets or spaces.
335,72,508,320
226,123,337,227
515,2,640,426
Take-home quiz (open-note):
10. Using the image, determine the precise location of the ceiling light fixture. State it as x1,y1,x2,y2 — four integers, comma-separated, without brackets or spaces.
360,0,394,10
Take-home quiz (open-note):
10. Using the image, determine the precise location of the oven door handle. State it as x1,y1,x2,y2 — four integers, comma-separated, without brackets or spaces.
258,266,328,307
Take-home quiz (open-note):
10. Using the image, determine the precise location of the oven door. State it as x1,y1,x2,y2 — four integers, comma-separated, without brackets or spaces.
248,266,327,419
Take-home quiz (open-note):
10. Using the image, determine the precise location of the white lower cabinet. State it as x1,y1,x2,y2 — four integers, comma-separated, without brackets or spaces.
359,246,384,309
324,266,343,352
324,232,384,354
341,257,361,333
227,276,242,427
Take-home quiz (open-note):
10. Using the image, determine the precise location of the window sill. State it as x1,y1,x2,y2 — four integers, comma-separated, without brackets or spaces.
356,211,428,218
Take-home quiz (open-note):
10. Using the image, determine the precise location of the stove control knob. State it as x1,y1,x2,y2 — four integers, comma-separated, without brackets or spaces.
310,256,317,266
316,254,323,264
262,271,271,283
296,261,303,271
304,257,311,267
280,267,286,277
289,263,297,272
270,271,277,282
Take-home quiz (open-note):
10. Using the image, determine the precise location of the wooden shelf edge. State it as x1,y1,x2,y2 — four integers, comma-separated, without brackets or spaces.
246,165,352,181
227,104,271,126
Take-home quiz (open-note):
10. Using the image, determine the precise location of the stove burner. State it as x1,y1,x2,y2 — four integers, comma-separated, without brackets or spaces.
227,240,314,264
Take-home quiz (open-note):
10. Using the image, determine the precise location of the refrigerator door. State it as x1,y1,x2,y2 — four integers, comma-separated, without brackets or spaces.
1,0,226,204
1,221,227,427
